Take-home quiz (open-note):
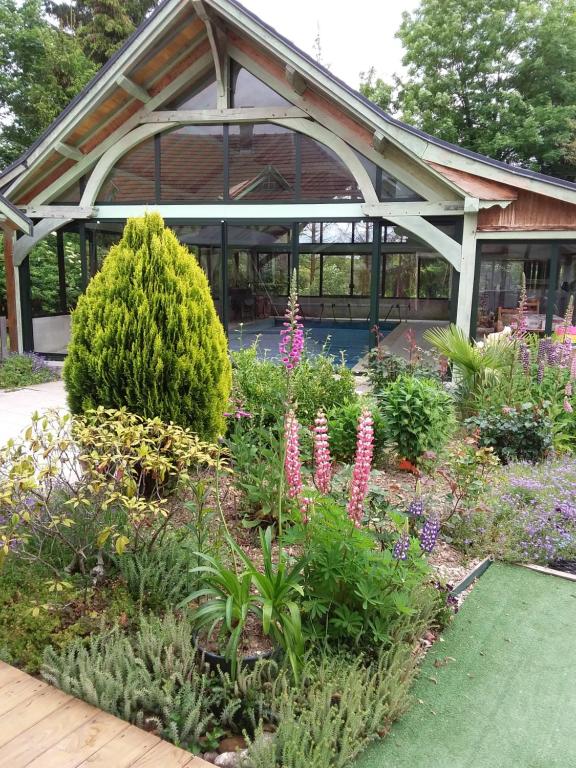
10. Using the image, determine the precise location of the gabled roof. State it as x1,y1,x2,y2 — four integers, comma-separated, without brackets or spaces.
1,0,576,208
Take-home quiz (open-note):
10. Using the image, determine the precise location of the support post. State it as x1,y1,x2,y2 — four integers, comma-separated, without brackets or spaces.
2,225,19,352
455,212,478,335
220,220,229,333
291,222,300,281
369,220,382,346
79,222,88,290
57,230,67,313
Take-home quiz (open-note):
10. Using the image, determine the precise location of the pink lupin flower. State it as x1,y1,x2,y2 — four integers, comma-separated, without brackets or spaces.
566,382,573,398
571,353,576,380
564,398,573,414
279,271,304,372
284,410,303,499
347,409,374,527
313,410,332,494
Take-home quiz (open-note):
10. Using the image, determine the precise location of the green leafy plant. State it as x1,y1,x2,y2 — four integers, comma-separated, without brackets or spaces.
286,500,429,649
424,324,515,414
180,527,306,679
63,213,231,439
378,374,455,466
0,408,218,575
326,400,386,464
466,403,553,464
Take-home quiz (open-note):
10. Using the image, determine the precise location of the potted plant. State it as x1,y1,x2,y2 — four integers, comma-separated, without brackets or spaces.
179,526,306,678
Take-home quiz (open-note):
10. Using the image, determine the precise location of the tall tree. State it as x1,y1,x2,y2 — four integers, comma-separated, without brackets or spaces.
393,0,576,179
46,0,158,65
359,67,393,113
0,0,96,167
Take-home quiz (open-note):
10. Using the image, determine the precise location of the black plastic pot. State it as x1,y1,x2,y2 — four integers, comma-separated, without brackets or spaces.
197,643,280,675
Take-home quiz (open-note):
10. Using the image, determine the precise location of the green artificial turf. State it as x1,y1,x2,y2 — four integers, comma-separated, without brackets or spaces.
356,563,576,768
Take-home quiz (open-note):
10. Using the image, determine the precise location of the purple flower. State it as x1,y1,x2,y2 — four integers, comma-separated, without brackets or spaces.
420,517,441,554
393,532,410,560
408,498,425,517
519,343,531,374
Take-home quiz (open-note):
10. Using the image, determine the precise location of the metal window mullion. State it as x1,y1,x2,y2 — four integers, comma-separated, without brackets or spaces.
546,242,559,336
56,230,67,313
294,133,301,202
369,220,382,340
79,222,88,291
155,134,161,203
220,220,229,333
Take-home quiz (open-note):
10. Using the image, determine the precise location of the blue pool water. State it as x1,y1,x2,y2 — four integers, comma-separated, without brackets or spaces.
228,320,398,368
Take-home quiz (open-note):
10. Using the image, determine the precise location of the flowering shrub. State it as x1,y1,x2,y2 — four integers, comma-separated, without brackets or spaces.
0,353,58,389
450,458,576,564
0,408,218,572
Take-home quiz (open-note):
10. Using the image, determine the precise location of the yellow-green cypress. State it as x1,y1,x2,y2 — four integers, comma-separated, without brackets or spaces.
63,213,231,439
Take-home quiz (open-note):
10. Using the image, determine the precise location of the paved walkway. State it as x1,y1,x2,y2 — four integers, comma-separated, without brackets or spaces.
0,662,210,768
356,563,576,768
0,380,68,446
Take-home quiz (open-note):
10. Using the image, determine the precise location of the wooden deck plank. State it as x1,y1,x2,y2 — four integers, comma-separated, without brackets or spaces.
130,740,215,767
0,687,72,748
25,710,130,768
75,725,160,767
0,661,28,690
0,664,211,767
0,698,96,768
0,674,49,716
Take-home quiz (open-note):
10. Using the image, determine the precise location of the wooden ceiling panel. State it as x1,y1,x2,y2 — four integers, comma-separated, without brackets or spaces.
478,189,576,231
16,155,75,205
133,18,206,88
149,36,212,97
67,89,133,146
80,102,144,155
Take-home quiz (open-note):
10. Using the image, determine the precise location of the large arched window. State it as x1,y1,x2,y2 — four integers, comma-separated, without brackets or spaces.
95,123,420,205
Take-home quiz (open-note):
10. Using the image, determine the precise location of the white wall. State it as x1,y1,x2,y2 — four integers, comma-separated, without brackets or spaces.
33,315,71,354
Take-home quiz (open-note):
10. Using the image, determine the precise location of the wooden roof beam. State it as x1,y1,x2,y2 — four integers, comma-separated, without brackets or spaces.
191,0,228,106
285,65,306,96
372,131,388,154
141,106,307,123
116,75,152,103
55,142,84,162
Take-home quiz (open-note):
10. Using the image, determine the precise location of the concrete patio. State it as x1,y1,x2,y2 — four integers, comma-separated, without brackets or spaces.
0,379,67,447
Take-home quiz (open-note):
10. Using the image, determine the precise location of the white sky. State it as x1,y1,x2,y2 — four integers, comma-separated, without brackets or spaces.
240,0,421,89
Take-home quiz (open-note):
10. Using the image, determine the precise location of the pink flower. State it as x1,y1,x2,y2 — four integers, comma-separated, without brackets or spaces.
284,410,303,499
571,353,576,380
279,273,304,372
300,497,312,524
347,409,374,526
313,410,332,494
564,398,573,414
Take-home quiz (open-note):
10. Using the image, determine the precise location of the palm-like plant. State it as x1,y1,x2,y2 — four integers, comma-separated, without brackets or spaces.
423,324,515,412
180,526,306,679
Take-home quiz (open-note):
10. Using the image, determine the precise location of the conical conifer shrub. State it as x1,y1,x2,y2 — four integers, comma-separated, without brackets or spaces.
63,213,231,439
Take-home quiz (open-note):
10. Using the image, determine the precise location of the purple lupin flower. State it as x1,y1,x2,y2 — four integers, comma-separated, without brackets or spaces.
538,338,551,365
420,517,441,554
519,343,530,375
408,498,425,517
393,532,410,560
537,360,545,384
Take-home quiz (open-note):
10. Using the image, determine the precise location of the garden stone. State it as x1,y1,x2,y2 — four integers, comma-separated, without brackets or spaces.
202,752,219,764
214,752,243,767
218,736,247,753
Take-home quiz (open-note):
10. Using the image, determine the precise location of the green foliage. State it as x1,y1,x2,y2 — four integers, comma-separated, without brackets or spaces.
367,349,439,394
395,0,576,179
359,67,393,112
64,214,232,439
285,501,429,650
181,527,305,679
466,403,553,464
42,613,217,751
231,343,356,430
326,400,386,464
440,441,500,523
378,375,455,465
0,557,138,672
225,421,284,523
245,589,441,768
0,0,96,167
0,353,58,389
0,408,218,573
